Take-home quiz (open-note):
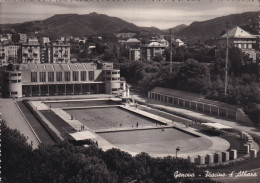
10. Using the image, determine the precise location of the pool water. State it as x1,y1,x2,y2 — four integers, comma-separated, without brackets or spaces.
99,128,211,155
65,107,160,130
64,106,213,155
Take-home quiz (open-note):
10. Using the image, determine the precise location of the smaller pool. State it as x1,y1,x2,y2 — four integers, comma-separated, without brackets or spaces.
99,128,212,155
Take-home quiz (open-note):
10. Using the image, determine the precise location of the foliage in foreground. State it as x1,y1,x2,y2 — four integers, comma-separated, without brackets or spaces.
1,122,216,183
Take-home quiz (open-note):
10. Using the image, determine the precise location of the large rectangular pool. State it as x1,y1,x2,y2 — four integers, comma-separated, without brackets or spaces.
65,107,160,130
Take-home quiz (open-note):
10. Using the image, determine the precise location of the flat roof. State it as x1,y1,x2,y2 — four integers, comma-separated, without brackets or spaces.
201,122,232,130
150,87,238,110
69,131,96,141
13,63,99,71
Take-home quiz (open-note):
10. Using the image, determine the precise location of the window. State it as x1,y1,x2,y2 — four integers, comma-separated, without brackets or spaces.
65,71,70,81
10,80,17,83
31,72,37,82
89,71,94,81
81,71,86,81
48,72,54,82
39,72,46,82
56,72,62,82
73,71,79,81
11,92,18,95
11,73,17,76
18,73,21,76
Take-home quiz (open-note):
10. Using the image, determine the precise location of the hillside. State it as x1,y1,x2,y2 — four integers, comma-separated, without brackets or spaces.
163,24,188,33
174,11,259,44
0,13,151,39
0,11,258,43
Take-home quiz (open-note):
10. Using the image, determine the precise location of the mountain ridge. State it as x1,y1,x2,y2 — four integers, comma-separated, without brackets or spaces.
173,11,259,43
0,11,258,43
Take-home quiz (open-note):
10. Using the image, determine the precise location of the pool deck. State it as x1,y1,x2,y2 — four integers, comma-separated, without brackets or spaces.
95,124,177,133
43,97,121,103
120,105,173,125
61,105,124,110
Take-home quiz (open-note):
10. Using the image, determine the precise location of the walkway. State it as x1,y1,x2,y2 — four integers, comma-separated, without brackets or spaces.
21,94,114,101
131,94,260,137
95,124,176,133
0,98,40,149
62,105,123,110
17,101,55,144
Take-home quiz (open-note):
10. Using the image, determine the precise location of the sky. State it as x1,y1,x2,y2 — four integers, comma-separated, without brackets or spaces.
0,0,259,29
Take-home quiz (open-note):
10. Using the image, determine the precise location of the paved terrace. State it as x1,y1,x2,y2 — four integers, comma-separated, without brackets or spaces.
95,124,177,133
21,94,115,101
43,97,121,103
61,105,123,110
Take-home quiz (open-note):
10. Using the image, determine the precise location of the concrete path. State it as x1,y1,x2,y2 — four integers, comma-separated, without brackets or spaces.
0,98,39,149
30,101,50,110
21,94,114,101
95,124,176,133
43,97,121,103
131,94,260,137
62,105,124,110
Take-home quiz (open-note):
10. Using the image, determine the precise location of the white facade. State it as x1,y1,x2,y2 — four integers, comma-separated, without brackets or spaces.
217,26,257,61
21,44,40,63
129,48,140,61
51,43,70,63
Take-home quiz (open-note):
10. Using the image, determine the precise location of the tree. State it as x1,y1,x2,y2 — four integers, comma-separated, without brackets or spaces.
2,122,216,183
229,47,243,77
1,121,34,182
174,59,210,94
153,53,164,62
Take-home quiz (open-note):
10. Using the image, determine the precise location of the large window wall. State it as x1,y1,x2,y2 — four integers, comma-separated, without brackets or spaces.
30,70,95,83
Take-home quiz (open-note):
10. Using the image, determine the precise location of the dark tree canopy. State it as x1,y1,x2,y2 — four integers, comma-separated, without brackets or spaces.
1,122,216,183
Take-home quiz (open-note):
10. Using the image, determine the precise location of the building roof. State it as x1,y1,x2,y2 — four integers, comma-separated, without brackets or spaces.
126,38,140,43
220,26,257,39
15,63,99,71
150,87,238,110
69,131,96,141
175,39,184,43
160,39,168,42
201,122,232,130
146,41,166,48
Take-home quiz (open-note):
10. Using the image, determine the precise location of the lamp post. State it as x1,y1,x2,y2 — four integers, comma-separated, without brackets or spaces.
224,21,230,95
176,147,180,158
169,28,173,73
